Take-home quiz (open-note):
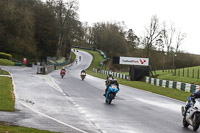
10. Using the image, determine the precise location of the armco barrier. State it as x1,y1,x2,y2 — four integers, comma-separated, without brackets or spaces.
145,76,199,93
93,68,129,80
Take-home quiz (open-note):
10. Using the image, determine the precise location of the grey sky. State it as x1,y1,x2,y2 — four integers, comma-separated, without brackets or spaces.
79,0,200,54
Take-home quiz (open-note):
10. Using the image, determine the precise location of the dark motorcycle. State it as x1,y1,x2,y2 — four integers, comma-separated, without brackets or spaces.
80,72,86,80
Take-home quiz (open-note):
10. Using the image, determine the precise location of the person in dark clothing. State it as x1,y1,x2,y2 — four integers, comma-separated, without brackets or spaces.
184,87,200,116
103,79,119,96
81,69,86,74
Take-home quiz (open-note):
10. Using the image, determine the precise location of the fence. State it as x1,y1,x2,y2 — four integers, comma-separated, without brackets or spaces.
145,76,199,93
160,67,200,79
93,68,129,80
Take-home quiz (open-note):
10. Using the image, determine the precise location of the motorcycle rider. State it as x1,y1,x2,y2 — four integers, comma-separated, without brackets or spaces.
184,86,200,116
81,69,86,74
106,73,114,81
60,67,66,75
103,78,119,96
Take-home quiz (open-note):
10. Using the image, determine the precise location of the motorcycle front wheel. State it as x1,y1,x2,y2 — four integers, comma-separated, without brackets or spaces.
182,117,189,127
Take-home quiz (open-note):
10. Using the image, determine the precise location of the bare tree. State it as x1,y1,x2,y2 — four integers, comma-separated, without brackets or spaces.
162,22,175,54
143,15,162,57
161,22,175,66
175,31,186,52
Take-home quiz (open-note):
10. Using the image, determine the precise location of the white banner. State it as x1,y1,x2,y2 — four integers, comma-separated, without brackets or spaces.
119,57,149,66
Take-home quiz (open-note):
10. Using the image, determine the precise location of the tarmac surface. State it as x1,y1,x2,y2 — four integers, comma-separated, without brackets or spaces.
0,49,199,133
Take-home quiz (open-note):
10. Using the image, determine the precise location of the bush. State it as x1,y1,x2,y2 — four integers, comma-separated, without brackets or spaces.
0,52,12,60
0,59,14,66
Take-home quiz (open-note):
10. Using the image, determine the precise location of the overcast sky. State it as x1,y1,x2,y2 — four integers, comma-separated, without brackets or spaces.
78,0,200,54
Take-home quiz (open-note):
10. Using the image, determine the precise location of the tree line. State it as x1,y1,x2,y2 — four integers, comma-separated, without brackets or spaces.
0,0,199,70
0,0,81,61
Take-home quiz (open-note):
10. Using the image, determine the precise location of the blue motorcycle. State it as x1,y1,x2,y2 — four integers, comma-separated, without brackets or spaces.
105,84,119,104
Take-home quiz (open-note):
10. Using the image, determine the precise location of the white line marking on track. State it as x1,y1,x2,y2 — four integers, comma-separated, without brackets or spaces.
9,71,88,133
19,101,88,133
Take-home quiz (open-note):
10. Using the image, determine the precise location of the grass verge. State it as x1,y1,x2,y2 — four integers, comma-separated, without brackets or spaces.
0,70,10,75
0,76,15,111
0,124,59,133
154,69,200,85
56,51,76,70
0,58,14,66
77,48,190,102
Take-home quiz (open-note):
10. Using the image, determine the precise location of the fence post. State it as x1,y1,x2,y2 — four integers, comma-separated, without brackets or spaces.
198,69,199,79
187,69,189,77
178,69,180,76
183,68,184,77
174,68,176,76
192,69,194,78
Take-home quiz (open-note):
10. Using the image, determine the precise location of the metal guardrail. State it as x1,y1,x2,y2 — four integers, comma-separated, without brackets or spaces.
145,76,199,93
93,68,129,80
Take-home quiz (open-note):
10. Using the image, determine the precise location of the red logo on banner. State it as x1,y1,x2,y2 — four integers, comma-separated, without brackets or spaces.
140,59,146,64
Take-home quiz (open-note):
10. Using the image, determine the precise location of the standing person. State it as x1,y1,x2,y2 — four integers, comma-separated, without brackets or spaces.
75,59,78,64
79,56,81,61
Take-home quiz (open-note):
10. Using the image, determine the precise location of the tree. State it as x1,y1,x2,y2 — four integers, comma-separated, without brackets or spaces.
142,15,162,58
175,31,186,53
126,29,139,49
33,2,59,59
50,0,79,58
161,22,175,66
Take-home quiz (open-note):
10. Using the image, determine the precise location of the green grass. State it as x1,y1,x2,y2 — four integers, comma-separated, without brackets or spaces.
75,48,103,72
56,52,76,70
155,66,200,85
0,76,15,111
70,51,76,63
77,48,190,102
0,58,14,66
0,70,10,75
0,124,59,133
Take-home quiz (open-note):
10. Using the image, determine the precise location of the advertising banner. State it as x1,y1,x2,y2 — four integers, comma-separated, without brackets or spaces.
119,57,149,66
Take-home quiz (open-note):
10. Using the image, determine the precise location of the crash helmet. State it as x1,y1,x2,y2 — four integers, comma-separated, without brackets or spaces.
108,73,112,77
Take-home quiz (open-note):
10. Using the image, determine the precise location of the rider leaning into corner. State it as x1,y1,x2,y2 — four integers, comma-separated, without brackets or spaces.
103,74,119,96
184,86,200,116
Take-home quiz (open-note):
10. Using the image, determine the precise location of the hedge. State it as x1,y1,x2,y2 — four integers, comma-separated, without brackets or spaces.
0,52,12,60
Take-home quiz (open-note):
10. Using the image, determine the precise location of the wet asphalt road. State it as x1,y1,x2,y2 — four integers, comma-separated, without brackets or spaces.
0,49,200,133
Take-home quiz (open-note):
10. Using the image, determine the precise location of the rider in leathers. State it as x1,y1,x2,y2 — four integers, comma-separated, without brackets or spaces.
184,87,200,116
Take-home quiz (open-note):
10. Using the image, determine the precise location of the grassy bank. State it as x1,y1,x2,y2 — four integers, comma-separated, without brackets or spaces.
0,76,15,111
0,124,59,133
0,58,14,66
155,67,200,85
0,70,9,75
56,51,76,70
75,48,103,72
77,48,190,102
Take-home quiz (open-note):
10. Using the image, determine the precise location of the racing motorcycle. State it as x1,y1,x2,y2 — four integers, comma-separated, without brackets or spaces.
60,69,66,78
105,84,119,104
181,98,200,131
80,72,86,80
